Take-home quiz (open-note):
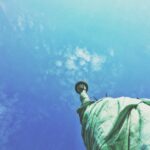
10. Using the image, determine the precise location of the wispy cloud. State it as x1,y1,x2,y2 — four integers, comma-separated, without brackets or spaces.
57,47,106,73
65,59,77,70
91,55,106,71
75,47,91,62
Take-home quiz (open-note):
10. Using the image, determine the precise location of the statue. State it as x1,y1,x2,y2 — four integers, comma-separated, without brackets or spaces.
75,81,150,150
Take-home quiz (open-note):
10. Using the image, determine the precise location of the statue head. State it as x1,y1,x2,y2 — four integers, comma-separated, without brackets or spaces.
75,81,88,94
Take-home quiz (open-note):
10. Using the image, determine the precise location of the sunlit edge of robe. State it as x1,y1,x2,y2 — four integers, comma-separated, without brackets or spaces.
77,92,150,150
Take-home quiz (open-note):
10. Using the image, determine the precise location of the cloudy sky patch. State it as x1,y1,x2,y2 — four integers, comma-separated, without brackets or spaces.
65,58,77,70
75,47,91,62
55,47,106,74
91,55,106,71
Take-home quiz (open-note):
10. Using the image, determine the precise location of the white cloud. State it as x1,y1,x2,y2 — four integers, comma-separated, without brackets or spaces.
91,55,106,71
79,60,86,66
65,59,77,70
69,55,77,60
54,47,106,74
75,47,91,62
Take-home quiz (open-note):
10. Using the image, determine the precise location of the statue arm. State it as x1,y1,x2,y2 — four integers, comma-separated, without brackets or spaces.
80,90,90,105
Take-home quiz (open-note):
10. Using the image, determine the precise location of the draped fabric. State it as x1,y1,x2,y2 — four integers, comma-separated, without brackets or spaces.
77,93,150,150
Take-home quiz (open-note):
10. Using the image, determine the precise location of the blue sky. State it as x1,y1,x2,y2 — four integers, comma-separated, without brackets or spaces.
1,0,150,149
